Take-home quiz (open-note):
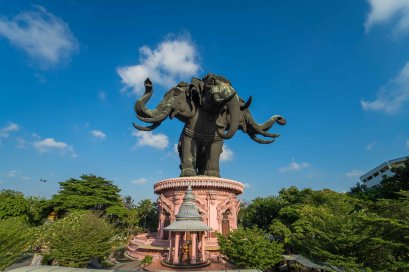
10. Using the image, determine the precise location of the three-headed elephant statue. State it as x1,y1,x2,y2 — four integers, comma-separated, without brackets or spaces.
133,73,286,177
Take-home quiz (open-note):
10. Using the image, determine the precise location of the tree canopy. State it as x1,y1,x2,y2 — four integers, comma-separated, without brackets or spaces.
217,227,283,270
0,190,30,221
44,211,116,267
239,186,409,271
50,174,127,219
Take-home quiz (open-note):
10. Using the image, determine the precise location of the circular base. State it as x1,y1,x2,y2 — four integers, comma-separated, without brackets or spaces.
161,260,210,269
154,176,244,195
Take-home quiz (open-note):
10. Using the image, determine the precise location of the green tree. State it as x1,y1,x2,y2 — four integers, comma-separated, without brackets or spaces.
269,219,292,253
0,218,33,271
50,174,127,218
277,189,409,271
27,196,51,225
135,199,157,231
241,196,284,230
46,211,115,267
0,190,30,221
217,227,283,270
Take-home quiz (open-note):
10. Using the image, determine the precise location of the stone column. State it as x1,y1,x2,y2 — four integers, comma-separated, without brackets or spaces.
173,232,180,264
159,214,164,239
167,231,172,262
191,232,197,264
201,232,206,261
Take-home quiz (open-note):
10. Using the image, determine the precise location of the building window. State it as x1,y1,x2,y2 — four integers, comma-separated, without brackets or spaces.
373,172,379,177
222,210,231,236
367,176,373,181
380,166,389,173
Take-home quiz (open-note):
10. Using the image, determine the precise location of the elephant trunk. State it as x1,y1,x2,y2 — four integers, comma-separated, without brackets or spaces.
134,78,163,118
257,115,286,130
217,95,240,139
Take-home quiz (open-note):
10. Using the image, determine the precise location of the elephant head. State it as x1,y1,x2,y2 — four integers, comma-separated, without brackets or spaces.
190,74,241,140
133,78,196,131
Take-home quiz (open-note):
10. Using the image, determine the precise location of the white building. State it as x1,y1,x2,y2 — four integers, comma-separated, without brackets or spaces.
360,156,409,187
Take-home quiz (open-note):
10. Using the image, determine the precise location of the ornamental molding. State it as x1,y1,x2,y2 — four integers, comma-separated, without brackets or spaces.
154,176,244,195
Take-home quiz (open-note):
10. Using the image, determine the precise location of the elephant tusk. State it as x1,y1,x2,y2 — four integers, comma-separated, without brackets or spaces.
240,96,252,110
136,112,168,123
132,122,161,131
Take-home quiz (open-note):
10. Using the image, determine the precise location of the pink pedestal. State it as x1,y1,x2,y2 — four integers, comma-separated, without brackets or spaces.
155,176,244,240
126,177,244,261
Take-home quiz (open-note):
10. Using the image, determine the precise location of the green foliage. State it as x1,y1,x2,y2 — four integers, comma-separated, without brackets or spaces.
217,227,283,270
241,196,284,230
0,190,50,225
242,187,409,271
46,211,115,267
27,196,52,225
135,199,158,231
0,190,30,221
140,255,153,266
0,218,33,271
50,174,127,218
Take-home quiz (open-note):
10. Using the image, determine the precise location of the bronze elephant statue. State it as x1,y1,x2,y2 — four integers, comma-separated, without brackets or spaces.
133,74,286,177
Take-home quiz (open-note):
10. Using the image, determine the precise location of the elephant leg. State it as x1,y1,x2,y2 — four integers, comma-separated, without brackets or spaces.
205,140,223,177
180,135,197,177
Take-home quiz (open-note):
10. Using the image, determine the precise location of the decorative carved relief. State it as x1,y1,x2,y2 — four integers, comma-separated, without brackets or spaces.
159,194,174,219
216,197,236,223
194,193,209,221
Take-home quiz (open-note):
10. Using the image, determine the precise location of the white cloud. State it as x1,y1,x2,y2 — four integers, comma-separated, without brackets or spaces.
90,130,106,140
279,161,310,173
174,143,179,154
7,170,18,177
117,36,200,94
365,0,409,35
0,6,78,68
367,141,376,150
131,178,148,185
33,137,77,157
406,139,409,148
21,176,30,180
361,62,409,114
346,170,364,178
220,145,233,161
132,131,169,150
243,183,252,188
0,122,20,137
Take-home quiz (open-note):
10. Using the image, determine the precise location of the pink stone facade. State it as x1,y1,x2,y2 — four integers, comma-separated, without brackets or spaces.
126,176,244,261
155,176,244,242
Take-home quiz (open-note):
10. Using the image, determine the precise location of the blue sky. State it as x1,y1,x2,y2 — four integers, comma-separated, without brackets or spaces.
1,0,409,202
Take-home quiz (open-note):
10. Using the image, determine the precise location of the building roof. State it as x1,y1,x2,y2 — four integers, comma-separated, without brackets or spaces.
164,186,212,232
